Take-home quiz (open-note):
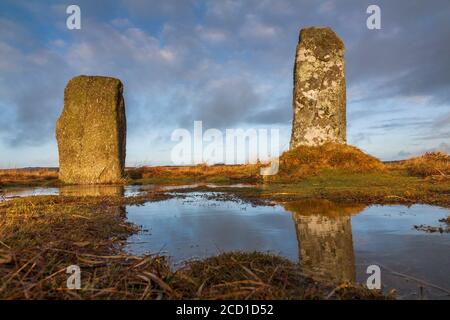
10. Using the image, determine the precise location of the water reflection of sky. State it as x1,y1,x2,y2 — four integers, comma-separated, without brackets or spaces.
352,204,450,235
127,195,299,262
125,195,450,299
0,184,253,200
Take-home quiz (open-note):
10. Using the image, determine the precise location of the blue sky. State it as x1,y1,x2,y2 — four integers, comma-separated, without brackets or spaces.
0,0,449,167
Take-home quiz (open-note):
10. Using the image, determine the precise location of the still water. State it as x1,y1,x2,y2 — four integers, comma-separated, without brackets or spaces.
2,186,450,299
125,192,450,300
0,184,252,199
0,185,149,198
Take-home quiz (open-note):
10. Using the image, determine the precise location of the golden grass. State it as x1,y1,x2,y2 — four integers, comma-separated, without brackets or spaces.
172,252,391,300
0,168,58,187
172,170,450,207
128,163,261,184
2,145,448,188
3,145,448,188
393,152,450,180
128,143,385,184
282,199,367,217
276,143,385,178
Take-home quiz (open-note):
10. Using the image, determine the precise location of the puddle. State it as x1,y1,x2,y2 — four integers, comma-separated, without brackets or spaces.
0,183,253,201
124,194,450,300
0,185,157,199
1,185,449,299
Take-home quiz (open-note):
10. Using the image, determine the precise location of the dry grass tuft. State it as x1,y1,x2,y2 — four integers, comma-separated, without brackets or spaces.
0,168,58,187
0,195,172,299
276,143,385,178
396,152,450,180
172,251,390,300
129,163,261,184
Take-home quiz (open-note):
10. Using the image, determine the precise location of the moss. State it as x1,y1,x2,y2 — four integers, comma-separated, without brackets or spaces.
299,27,345,60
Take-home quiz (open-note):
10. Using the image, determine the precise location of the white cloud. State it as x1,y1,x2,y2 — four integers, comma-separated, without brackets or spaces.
318,1,335,14
240,14,279,40
196,25,228,43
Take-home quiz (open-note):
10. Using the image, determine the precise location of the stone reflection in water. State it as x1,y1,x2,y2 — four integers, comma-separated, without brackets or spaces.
59,185,126,216
284,200,366,284
59,185,125,197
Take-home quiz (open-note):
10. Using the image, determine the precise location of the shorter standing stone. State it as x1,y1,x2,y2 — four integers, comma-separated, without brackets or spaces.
290,27,346,148
56,75,126,184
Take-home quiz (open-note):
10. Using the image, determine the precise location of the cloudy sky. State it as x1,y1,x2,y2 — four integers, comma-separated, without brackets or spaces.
0,0,449,167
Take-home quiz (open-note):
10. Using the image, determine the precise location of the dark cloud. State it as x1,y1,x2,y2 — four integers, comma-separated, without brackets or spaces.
245,96,292,125
343,1,450,104
0,0,449,164
186,76,262,128
419,131,450,141
247,107,291,125
434,112,450,128
368,119,432,131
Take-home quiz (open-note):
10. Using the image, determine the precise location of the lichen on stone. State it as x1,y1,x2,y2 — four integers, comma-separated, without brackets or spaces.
290,27,346,149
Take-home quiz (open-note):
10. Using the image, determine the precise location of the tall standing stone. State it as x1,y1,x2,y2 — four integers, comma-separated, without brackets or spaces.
56,75,126,184
290,27,346,149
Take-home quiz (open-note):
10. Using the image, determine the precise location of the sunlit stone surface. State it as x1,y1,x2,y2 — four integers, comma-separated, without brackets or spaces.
290,27,346,148
56,75,126,184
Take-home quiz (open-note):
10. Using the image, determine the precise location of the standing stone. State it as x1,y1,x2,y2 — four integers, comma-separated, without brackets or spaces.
290,27,346,149
56,75,126,184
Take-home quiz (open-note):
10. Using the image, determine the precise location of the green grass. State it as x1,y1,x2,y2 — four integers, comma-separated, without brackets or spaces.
167,170,450,207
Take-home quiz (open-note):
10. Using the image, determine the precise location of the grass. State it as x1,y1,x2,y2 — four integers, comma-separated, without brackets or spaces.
392,151,450,180
1,144,449,207
132,144,449,207
276,143,385,178
1,145,449,208
167,171,450,207
126,144,449,208
171,252,391,300
0,168,59,188
0,195,389,300
128,143,386,185
128,163,261,185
